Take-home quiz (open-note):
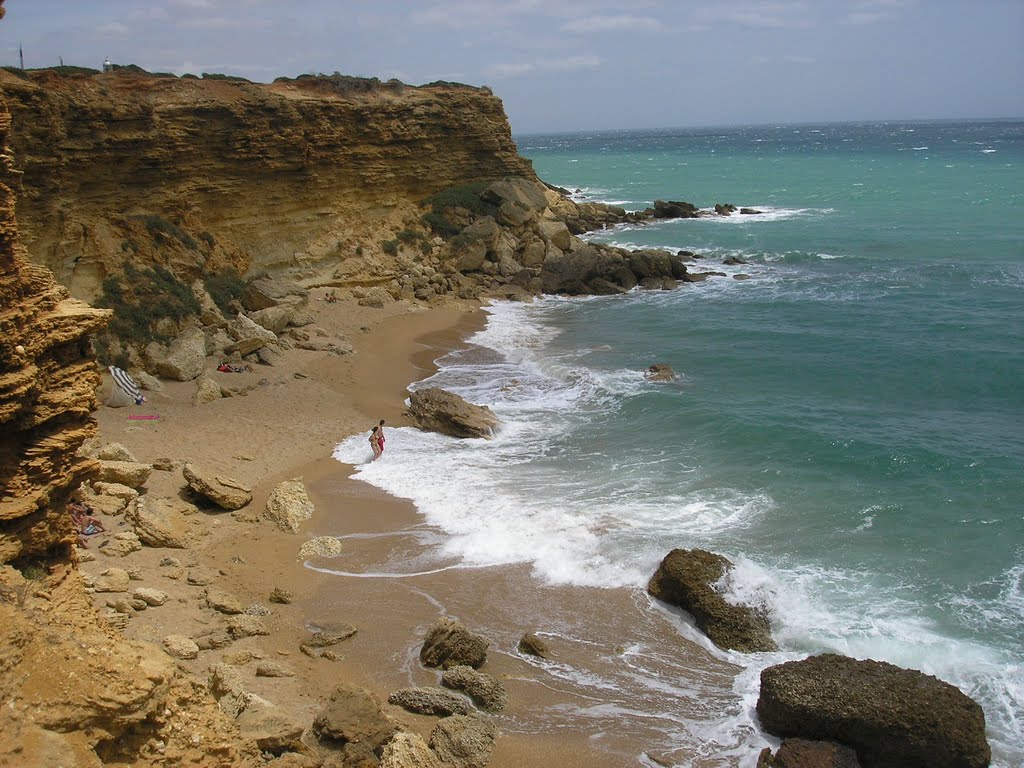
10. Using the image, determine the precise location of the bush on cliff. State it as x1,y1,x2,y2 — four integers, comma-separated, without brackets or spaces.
203,268,244,313
96,264,200,345
131,214,199,250
422,182,499,237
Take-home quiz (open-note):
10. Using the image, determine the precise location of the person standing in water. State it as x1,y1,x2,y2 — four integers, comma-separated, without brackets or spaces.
376,419,386,458
369,425,381,461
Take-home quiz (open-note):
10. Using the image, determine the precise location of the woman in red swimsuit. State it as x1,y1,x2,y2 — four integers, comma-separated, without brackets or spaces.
376,419,386,457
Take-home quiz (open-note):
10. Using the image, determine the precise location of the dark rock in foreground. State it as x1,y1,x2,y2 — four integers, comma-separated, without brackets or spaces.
757,738,862,767
647,548,776,653
407,387,499,439
757,654,991,768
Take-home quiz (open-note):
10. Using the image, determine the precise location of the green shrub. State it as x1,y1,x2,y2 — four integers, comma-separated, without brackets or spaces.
382,239,399,256
203,267,245,313
95,264,200,345
1,66,29,80
355,245,364,256
199,231,216,248
201,72,251,82
423,210,460,237
131,214,198,250
423,182,496,217
397,229,421,244
419,238,434,255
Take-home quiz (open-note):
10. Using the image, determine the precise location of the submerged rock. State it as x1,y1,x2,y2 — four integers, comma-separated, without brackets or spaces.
647,548,776,653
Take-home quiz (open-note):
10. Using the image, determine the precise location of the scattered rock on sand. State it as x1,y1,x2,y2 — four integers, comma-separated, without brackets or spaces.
441,666,508,712
235,699,306,755
100,531,143,558
96,460,153,489
194,377,223,405
388,687,473,717
269,586,294,604
380,732,444,768
428,712,498,768
133,587,168,606
163,634,200,660
129,495,196,548
298,536,342,559
183,463,252,510
420,618,489,670
312,684,397,751
93,568,131,593
205,587,244,615
262,478,314,534
92,481,139,501
94,442,138,463
255,661,295,678
227,614,270,639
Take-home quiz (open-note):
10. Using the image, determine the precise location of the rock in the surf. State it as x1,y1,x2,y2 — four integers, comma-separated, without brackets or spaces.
420,617,489,670
756,653,991,768
647,548,776,652
407,387,499,439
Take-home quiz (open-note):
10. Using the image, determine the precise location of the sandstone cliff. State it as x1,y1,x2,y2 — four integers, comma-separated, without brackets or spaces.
1,68,536,301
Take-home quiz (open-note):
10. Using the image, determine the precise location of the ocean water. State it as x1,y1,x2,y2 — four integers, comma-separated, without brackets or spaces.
334,120,1024,765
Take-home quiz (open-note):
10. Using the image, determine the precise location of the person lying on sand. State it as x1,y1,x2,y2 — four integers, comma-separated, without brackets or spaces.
69,503,106,547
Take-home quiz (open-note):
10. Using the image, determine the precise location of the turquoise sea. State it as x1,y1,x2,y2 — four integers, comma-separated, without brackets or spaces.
336,120,1024,765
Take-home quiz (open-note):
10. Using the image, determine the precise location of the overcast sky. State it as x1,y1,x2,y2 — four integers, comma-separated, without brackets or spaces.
1,1,1022,134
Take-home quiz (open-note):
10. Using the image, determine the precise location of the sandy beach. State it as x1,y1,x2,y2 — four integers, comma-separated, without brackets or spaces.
80,292,730,767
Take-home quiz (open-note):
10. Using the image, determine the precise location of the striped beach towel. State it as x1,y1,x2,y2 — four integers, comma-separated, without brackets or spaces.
108,366,145,405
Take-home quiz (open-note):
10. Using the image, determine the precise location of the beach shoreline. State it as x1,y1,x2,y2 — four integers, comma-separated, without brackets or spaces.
85,292,729,766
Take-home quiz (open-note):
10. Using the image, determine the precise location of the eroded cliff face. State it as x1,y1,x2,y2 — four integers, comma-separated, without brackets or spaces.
1,69,536,301
0,79,110,565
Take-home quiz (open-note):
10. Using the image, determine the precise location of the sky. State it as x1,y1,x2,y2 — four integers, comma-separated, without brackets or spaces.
1,1,1022,134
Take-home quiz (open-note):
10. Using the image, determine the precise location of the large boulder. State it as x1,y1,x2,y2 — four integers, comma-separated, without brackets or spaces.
96,460,153,489
647,548,776,653
540,244,632,295
536,219,572,251
407,388,499,439
756,654,990,768
312,684,396,752
428,713,498,768
144,325,207,381
128,495,196,548
481,177,549,212
263,478,314,533
235,699,306,755
248,305,294,334
183,463,252,510
419,618,489,670
240,276,305,312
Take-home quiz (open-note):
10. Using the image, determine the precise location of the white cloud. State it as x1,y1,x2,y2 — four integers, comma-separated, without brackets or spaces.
694,3,814,30
563,15,661,34
486,53,601,79
96,22,130,37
